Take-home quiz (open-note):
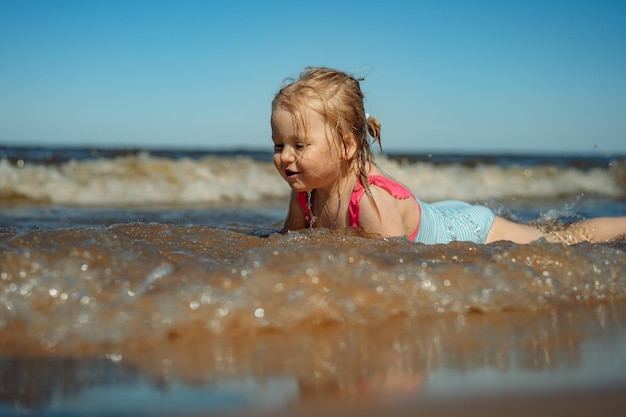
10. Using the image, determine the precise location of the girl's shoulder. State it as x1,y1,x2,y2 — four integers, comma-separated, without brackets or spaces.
350,172,417,228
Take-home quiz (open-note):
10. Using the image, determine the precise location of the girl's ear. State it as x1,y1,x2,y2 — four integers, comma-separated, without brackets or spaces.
342,134,358,161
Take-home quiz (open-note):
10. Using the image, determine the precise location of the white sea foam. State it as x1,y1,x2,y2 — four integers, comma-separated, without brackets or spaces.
376,158,624,202
0,154,623,206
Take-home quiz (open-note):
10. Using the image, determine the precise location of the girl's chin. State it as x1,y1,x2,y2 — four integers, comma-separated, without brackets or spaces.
284,178,307,191
289,185,309,193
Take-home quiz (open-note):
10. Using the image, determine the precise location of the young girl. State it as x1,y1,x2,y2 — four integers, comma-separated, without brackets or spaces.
271,67,626,245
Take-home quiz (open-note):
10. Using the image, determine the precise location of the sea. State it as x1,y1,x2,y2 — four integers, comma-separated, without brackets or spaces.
1,145,626,416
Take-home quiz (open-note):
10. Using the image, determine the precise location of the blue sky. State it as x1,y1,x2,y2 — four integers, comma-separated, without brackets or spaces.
1,0,625,154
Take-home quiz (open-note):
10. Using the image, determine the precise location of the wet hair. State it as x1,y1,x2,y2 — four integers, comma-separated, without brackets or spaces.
272,67,383,203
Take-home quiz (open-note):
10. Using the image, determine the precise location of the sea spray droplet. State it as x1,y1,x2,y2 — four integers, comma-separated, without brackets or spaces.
105,353,123,363
135,263,173,295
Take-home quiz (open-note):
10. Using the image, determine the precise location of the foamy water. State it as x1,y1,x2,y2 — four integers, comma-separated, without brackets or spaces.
2,224,625,350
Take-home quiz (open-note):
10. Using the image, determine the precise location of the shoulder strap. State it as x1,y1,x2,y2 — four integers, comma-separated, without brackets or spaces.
349,182,367,227
297,191,313,227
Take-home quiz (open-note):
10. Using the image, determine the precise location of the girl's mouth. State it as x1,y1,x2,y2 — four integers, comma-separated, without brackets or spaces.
285,169,300,178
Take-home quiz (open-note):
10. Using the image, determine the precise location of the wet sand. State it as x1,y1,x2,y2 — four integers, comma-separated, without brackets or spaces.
267,386,626,417
2,303,625,416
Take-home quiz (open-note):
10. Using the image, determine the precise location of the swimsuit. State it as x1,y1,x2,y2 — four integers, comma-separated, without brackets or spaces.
415,199,495,244
297,175,495,244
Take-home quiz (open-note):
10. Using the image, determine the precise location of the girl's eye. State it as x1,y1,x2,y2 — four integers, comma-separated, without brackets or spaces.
273,143,284,152
295,142,305,150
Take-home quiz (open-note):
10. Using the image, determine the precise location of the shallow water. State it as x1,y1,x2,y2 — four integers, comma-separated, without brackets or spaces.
1,147,626,415
2,305,626,416
1,219,626,415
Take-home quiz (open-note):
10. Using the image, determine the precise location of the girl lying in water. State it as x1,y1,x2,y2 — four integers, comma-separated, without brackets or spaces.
270,67,626,244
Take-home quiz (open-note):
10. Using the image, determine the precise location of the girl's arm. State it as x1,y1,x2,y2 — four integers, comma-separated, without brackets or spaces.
281,190,308,233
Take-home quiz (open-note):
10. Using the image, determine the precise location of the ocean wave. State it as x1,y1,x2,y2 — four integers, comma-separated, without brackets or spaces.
0,153,624,206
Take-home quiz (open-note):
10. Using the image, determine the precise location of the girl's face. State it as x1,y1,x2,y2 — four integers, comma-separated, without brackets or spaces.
271,105,344,193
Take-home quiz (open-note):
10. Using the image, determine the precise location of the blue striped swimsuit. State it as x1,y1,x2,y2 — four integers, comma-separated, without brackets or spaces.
414,198,495,244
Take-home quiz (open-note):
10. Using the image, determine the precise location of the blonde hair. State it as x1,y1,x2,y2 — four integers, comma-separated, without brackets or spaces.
272,67,383,200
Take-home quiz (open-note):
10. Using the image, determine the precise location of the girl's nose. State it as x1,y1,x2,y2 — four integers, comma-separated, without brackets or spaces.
280,147,295,164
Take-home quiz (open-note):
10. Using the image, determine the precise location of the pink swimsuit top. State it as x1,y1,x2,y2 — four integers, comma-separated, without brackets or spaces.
297,175,420,240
